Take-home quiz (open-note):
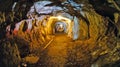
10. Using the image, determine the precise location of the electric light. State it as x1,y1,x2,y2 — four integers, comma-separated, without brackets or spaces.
57,15,63,20
49,15,71,23
59,24,63,28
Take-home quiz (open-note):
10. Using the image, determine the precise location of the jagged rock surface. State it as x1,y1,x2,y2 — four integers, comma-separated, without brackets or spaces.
0,0,120,67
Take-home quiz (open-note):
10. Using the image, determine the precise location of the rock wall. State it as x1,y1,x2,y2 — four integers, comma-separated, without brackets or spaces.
0,0,120,67
0,38,21,67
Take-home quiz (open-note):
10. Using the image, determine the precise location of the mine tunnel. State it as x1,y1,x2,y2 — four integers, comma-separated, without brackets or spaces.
54,22,67,34
0,0,120,67
45,15,75,39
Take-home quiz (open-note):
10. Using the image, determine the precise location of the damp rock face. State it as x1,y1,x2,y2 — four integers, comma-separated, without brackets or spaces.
91,35,120,67
0,39,21,67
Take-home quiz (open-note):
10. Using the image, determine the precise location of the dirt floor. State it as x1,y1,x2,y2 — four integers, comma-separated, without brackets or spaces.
35,33,92,67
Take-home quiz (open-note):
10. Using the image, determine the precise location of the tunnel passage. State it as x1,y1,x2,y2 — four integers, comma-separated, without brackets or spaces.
45,16,73,38
53,22,67,34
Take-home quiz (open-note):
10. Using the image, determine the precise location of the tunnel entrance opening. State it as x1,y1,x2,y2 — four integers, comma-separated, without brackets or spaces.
53,22,67,34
